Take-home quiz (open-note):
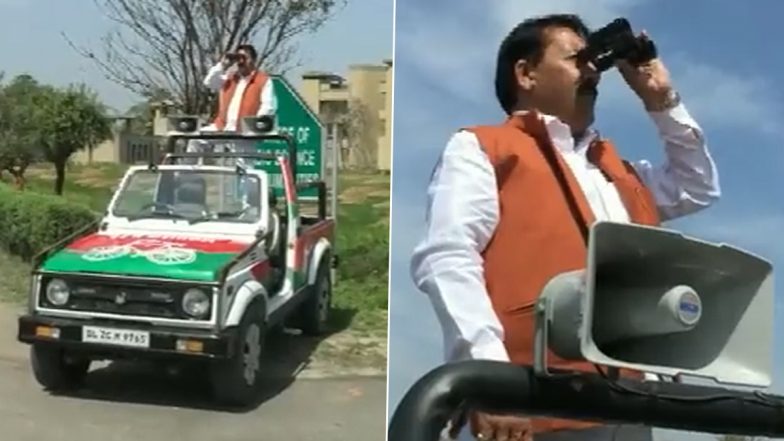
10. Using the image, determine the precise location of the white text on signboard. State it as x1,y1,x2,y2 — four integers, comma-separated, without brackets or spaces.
278,126,312,145
256,148,317,167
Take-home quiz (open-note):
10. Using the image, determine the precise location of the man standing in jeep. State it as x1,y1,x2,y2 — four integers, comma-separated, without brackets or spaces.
410,13,720,441
185,44,278,164
203,43,277,132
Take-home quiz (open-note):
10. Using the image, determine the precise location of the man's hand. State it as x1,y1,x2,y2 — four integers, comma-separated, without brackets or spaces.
450,410,532,441
221,53,237,68
616,31,677,112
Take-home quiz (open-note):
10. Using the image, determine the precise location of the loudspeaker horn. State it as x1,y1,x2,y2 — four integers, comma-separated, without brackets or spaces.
533,221,774,388
166,115,201,134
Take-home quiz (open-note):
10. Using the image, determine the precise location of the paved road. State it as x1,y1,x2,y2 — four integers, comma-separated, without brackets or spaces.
0,304,387,441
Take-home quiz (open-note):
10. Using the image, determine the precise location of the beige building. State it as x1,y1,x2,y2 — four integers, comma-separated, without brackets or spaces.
299,59,393,171
71,101,176,166
377,59,393,171
72,137,118,164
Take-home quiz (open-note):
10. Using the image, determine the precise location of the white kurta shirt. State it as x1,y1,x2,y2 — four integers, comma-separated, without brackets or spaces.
410,103,720,364
189,63,279,166
203,62,278,132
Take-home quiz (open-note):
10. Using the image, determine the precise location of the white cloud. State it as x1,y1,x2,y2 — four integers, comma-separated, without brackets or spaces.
395,5,493,108
396,0,648,109
675,212,784,258
667,57,784,136
396,0,782,140
488,0,648,31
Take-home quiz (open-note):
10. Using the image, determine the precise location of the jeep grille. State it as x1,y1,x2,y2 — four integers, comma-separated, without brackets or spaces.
38,276,209,320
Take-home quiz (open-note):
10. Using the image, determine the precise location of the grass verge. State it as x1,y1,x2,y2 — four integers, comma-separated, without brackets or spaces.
0,251,30,304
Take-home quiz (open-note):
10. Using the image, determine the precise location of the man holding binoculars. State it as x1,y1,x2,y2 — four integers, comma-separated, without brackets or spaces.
184,44,277,167
203,43,277,132
410,13,720,441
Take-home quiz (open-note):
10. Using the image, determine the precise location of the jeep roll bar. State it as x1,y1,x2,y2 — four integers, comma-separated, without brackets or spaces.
388,360,784,441
164,132,298,181
296,180,328,219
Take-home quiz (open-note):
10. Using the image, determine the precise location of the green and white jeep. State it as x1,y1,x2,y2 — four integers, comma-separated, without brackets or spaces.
16,117,338,406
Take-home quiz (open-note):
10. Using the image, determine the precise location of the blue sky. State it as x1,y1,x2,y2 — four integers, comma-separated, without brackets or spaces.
387,0,784,438
0,0,393,113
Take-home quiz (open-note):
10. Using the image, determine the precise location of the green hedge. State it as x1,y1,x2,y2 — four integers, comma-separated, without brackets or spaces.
0,184,97,262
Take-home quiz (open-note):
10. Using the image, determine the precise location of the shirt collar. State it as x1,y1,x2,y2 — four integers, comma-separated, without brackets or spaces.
232,69,257,82
511,110,599,154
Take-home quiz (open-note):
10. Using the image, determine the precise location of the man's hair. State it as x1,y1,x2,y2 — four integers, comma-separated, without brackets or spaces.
236,44,258,61
494,14,590,114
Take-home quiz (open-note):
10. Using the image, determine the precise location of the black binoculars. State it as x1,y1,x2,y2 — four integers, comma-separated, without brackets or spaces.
225,52,246,62
577,18,657,72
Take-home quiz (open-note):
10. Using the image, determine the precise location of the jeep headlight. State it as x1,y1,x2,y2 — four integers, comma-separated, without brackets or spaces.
182,288,210,318
46,279,70,306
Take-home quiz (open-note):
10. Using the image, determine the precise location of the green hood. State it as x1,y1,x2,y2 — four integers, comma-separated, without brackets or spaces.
41,233,253,282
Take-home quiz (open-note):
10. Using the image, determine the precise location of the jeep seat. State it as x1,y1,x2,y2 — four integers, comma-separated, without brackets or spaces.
174,175,207,212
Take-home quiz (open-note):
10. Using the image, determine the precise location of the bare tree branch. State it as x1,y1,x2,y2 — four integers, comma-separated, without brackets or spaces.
64,0,346,114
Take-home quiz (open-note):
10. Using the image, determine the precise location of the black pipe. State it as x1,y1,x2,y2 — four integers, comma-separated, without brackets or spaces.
295,181,327,219
318,182,326,219
388,360,784,441
285,133,297,187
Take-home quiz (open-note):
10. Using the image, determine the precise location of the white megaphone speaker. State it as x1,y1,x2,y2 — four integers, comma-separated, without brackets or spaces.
533,221,774,387
166,115,201,134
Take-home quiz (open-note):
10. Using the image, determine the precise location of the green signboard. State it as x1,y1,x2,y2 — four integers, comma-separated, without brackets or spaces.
254,76,324,199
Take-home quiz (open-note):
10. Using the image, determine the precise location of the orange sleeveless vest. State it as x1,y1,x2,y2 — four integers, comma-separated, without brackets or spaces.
465,112,661,433
213,70,269,130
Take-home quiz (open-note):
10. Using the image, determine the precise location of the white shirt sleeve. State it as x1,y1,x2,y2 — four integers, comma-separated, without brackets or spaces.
632,102,721,221
410,130,510,363
257,79,277,117
203,62,227,92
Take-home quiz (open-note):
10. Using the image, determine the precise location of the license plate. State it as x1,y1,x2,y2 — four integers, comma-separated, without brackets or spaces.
82,326,150,348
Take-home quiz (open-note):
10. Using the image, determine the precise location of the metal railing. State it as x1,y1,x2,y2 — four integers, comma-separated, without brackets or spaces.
388,360,784,441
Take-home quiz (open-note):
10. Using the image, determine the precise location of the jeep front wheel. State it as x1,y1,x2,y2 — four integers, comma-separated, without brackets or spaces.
30,344,90,391
210,301,266,407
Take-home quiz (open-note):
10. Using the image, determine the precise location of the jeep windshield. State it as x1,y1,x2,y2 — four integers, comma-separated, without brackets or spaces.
111,168,262,224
